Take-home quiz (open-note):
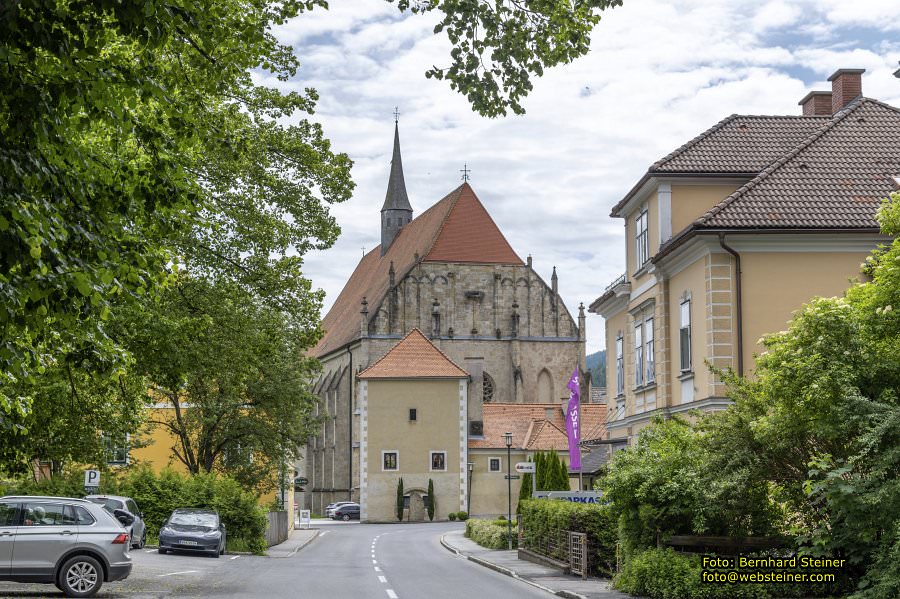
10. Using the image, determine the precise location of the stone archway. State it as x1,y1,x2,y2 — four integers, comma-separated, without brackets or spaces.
404,488,428,522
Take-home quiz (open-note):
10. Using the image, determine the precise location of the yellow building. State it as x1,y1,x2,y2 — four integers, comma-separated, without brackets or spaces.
589,68,900,444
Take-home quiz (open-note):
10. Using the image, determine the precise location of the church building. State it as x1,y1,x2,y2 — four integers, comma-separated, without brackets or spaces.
301,122,587,517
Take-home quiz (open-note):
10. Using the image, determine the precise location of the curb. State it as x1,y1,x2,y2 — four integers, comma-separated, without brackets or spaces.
439,534,588,599
142,544,255,556
269,530,320,558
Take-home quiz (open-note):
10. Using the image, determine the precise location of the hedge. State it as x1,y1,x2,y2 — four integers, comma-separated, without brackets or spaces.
465,518,517,550
519,499,617,577
615,548,851,599
1,466,267,554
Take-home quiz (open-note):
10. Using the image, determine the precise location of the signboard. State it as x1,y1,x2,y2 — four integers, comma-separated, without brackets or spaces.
296,477,309,485
298,509,312,529
533,490,603,505
84,469,100,492
504,474,521,480
515,462,535,474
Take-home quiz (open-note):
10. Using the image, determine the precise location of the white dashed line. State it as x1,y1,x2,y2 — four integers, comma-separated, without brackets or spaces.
144,549,155,553
372,560,377,564
386,590,398,599
320,531,329,536
374,566,382,572
378,576,387,583
157,570,198,577
230,555,240,560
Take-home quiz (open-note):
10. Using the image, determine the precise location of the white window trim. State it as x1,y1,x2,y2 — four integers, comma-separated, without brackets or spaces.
635,207,649,269
381,450,399,472
680,299,692,373
615,334,624,397
430,450,447,472
488,456,502,472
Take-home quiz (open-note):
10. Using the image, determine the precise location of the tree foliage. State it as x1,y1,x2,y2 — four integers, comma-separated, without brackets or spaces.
427,478,435,521
396,477,405,521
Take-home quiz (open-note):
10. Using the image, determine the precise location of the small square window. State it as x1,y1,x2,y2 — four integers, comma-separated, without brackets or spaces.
383,451,398,471
488,457,501,472
431,451,446,471
409,408,417,421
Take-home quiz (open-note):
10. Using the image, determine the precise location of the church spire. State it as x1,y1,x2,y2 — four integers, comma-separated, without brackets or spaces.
381,114,413,254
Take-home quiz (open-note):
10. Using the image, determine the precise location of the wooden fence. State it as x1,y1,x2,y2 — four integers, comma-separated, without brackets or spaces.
265,511,289,547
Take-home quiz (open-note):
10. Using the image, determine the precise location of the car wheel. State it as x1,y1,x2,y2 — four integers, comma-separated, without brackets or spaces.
342,514,350,521
133,529,146,549
58,554,103,598
158,548,167,554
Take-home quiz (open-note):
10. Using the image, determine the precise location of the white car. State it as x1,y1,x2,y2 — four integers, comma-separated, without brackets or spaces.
325,501,355,518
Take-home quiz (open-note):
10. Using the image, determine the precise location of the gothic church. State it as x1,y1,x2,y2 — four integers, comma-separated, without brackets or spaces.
302,123,585,514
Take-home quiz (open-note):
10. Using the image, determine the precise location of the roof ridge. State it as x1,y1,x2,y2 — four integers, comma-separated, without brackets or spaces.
651,114,739,171
356,327,468,378
356,328,422,376
695,97,869,227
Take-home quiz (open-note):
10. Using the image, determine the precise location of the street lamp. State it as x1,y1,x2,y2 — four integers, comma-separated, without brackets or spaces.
467,461,474,515
503,431,513,550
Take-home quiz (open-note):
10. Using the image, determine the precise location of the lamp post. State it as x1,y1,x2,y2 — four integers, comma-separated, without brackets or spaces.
467,462,474,515
503,431,513,550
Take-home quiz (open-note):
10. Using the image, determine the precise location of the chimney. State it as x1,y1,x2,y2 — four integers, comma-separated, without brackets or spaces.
798,91,832,116
828,68,865,114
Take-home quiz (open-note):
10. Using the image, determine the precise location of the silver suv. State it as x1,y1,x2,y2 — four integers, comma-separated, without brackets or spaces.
0,496,133,597
84,494,147,549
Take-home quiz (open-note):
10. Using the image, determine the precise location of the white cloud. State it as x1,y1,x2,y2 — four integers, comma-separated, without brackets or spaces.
270,0,900,355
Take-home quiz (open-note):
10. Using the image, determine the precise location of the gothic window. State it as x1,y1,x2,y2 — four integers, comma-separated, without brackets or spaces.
537,369,553,403
482,372,495,402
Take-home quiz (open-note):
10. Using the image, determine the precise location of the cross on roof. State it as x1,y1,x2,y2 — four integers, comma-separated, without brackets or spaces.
393,106,400,123
460,163,471,182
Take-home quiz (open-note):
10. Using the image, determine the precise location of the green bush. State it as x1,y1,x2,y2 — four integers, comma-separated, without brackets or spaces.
520,499,617,577
448,512,457,521
465,518,517,550
456,511,469,521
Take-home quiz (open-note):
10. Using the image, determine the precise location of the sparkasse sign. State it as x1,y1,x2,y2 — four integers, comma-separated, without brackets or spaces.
533,491,603,504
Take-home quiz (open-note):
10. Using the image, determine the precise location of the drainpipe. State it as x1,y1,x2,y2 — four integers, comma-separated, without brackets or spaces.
717,234,743,377
347,346,353,502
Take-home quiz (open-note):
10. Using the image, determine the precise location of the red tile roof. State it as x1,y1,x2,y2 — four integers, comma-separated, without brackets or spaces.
313,183,524,357
357,328,469,379
469,403,607,450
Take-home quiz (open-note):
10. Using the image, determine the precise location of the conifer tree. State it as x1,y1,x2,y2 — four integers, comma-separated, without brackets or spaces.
427,479,435,521
396,478,404,521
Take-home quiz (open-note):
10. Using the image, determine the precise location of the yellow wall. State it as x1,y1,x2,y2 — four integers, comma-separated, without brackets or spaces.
363,379,464,522
666,257,711,406
130,408,189,473
468,450,578,517
625,188,659,288
670,184,742,235
740,251,868,373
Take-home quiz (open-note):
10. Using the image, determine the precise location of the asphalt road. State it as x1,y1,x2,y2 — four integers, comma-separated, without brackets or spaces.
0,521,551,599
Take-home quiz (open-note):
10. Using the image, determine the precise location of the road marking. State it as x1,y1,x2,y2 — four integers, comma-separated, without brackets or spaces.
145,549,155,553
320,531,330,537
378,576,387,583
372,560,377,564
157,570,198,577
374,566,382,572
230,555,240,560
386,590,398,599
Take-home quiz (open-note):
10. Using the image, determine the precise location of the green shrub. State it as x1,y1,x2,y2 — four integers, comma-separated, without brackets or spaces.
449,512,457,521
465,518,517,550
456,511,469,521
520,499,617,577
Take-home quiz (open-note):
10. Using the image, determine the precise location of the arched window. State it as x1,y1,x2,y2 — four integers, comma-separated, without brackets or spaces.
482,372,495,402
537,369,553,403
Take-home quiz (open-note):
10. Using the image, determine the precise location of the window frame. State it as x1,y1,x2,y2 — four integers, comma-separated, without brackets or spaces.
488,457,502,472
633,321,643,387
680,300,692,373
645,317,655,384
635,208,649,268
409,408,417,421
382,450,399,472
430,451,447,472
615,334,624,397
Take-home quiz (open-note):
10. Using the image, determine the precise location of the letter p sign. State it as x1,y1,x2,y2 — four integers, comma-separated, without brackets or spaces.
84,469,100,491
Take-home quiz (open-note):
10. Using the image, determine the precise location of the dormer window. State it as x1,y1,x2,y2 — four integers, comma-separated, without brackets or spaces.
635,208,649,268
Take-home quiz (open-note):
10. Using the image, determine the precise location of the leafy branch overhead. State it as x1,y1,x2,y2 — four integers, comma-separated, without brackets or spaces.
403,0,624,116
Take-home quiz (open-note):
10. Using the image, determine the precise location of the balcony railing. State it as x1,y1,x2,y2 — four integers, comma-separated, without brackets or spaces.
603,273,627,294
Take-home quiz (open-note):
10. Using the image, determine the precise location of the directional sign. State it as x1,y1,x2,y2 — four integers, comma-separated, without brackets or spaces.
504,474,521,480
84,470,101,489
533,490,603,504
295,477,308,485
515,462,535,474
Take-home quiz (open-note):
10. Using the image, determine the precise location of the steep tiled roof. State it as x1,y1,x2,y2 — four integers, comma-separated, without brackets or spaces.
469,403,607,450
314,183,522,357
652,115,827,174
357,328,468,379
694,98,900,229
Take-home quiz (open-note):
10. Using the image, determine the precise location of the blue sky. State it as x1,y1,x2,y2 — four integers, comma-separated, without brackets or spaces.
265,0,900,354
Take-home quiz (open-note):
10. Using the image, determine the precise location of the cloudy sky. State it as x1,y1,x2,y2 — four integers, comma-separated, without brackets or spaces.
265,0,900,354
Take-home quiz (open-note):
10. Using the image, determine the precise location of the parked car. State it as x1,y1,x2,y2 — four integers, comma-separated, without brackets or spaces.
325,501,355,518
84,494,146,549
331,503,360,521
0,495,133,598
157,508,226,558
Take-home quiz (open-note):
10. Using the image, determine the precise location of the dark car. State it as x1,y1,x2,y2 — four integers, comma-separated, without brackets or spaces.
331,503,359,521
157,509,226,558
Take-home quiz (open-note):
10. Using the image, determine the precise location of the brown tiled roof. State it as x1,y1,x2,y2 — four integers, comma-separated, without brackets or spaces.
469,403,607,450
652,115,827,174
357,328,468,379
694,98,900,229
313,183,524,357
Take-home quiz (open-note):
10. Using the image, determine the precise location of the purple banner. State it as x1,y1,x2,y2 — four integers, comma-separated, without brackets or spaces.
565,368,581,471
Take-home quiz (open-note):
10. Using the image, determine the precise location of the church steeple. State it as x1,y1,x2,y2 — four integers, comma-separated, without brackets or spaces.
381,116,413,254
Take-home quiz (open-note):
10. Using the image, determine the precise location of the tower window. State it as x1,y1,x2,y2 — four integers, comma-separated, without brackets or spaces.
482,372,495,402
409,408,417,421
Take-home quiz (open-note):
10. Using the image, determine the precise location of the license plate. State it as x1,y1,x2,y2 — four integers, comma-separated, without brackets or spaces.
181,540,198,545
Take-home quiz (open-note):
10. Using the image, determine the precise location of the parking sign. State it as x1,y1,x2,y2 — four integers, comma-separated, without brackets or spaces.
84,469,101,490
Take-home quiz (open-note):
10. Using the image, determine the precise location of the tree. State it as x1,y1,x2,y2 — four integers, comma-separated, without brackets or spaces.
396,478,405,522
115,276,321,492
427,478,435,521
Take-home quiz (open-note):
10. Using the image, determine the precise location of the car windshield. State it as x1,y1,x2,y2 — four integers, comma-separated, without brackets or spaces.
86,497,123,513
169,512,218,527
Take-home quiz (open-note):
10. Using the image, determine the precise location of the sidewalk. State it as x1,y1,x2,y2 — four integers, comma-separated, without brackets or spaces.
440,530,630,599
266,527,320,558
